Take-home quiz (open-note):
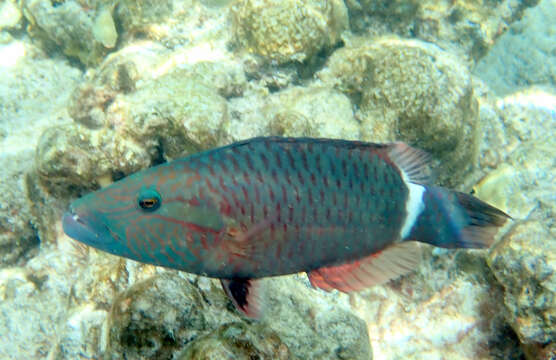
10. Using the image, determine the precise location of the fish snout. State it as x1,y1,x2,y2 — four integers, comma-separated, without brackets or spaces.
62,206,114,248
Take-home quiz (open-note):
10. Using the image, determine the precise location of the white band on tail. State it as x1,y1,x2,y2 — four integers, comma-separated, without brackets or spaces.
400,182,425,239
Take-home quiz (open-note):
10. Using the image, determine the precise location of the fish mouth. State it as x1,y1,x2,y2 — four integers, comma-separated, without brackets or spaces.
62,206,114,247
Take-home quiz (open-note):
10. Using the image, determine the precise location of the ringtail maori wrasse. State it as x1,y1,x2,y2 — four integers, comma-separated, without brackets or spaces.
63,137,510,317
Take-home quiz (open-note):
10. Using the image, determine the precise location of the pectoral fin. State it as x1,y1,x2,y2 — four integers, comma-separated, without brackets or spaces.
220,278,262,318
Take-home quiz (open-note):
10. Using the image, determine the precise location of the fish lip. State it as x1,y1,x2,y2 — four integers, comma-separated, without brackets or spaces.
62,206,113,247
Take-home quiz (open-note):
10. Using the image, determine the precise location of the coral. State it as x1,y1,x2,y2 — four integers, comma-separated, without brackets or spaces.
231,0,348,64
114,0,212,47
319,37,479,187
69,83,117,129
90,41,169,93
262,277,372,360
473,89,556,219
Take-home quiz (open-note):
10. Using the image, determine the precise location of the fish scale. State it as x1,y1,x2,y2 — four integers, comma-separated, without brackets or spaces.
63,137,510,317
166,138,410,276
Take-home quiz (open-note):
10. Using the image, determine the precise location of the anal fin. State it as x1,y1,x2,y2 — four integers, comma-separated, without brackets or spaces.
308,242,422,293
220,278,262,318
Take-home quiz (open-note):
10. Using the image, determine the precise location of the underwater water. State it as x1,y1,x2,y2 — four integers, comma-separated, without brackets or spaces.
0,0,555,359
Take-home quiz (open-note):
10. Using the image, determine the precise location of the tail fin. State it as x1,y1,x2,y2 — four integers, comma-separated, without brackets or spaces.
408,186,510,249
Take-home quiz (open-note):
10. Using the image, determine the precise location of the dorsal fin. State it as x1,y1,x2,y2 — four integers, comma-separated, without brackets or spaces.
388,142,432,184
308,242,422,293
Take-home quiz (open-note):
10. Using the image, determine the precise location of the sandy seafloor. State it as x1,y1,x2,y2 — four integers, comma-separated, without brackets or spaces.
0,0,555,359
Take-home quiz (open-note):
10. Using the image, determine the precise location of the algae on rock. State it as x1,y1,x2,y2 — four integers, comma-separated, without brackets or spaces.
319,37,479,187
36,44,236,194
474,0,556,95
347,0,541,63
489,220,556,346
0,0,22,30
227,85,359,140
35,123,151,194
231,0,348,64
177,322,293,360
0,154,39,266
113,68,231,159
0,35,80,266
478,88,556,350
115,0,175,36
262,86,359,139
104,272,371,359
349,247,524,359
22,0,118,66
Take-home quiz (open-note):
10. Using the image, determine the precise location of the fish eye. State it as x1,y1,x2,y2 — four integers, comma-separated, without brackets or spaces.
138,189,161,212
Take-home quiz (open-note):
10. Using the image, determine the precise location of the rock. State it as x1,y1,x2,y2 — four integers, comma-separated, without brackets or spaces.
0,36,80,265
105,272,371,359
319,37,479,187
111,68,231,159
0,154,39,266
177,322,292,360
114,0,213,49
200,0,234,7
37,57,236,194
474,0,556,95
0,0,22,30
115,0,176,35
478,88,556,348
231,0,348,64
473,88,556,219
106,273,214,359
347,0,540,63
50,304,109,359
262,277,372,360
0,225,161,359
349,247,524,359
489,220,556,345
0,39,81,133
35,123,151,195
21,0,116,66
227,85,359,140
262,87,359,139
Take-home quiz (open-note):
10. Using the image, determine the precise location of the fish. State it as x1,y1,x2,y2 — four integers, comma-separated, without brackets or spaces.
62,137,510,317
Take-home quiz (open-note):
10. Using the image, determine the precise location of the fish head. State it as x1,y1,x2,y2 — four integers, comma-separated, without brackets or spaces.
62,162,224,265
